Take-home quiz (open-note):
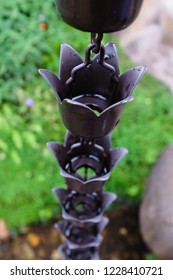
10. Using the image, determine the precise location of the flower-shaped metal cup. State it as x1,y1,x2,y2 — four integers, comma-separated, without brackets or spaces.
53,188,116,222
39,43,147,138
55,217,108,248
59,243,99,260
48,140,128,194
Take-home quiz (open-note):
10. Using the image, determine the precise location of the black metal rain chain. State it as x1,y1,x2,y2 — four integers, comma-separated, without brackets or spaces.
39,0,146,260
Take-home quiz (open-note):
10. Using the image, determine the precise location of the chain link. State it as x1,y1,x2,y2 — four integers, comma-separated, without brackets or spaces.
91,33,103,54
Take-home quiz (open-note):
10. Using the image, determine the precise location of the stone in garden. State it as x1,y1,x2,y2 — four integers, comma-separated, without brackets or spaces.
50,249,63,260
117,0,163,50
26,233,41,248
139,145,173,259
12,239,35,259
0,220,10,240
117,0,173,92
22,243,36,259
161,1,173,45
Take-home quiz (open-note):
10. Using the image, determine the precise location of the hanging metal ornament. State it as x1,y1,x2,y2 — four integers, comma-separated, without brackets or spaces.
47,133,128,194
55,217,109,247
39,43,146,138
53,188,116,222
39,0,146,259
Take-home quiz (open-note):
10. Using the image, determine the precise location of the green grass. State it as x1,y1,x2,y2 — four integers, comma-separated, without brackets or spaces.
0,86,65,228
1,1,173,229
0,0,90,102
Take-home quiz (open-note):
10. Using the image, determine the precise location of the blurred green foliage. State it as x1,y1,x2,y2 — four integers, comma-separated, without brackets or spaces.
109,72,173,199
1,0,173,229
0,0,89,102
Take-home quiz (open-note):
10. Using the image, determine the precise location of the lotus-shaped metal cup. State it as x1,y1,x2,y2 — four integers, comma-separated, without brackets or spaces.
59,243,99,260
39,43,146,138
55,0,144,33
53,188,116,222
55,217,109,248
48,140,128,194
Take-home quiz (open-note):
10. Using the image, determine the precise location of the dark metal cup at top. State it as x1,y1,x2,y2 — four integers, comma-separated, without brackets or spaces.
55,0,143,33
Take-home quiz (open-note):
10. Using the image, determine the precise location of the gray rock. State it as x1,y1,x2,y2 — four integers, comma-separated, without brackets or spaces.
161,1,173,46
140,145,173,259
117,0,173,93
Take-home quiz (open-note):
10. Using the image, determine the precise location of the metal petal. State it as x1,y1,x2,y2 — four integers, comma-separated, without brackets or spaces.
115,66,147,102
59,43,83,83
102,192,117,210
53,188,67,206
107,147,128,171
60,97,133,138
61,169,109,194
47,141,67,167
97,216,109,233
38,69,63,102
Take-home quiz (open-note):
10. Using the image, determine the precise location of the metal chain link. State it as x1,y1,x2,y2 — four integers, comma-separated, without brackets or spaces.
91,33,103,54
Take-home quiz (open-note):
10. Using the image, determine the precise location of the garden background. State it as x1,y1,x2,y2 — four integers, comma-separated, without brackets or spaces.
0,0,173,256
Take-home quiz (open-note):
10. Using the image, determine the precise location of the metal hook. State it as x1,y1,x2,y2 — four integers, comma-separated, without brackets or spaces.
85,44,95,65
85,43,105,65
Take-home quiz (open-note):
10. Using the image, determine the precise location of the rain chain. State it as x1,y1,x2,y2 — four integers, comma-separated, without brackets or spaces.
39,0,146,260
